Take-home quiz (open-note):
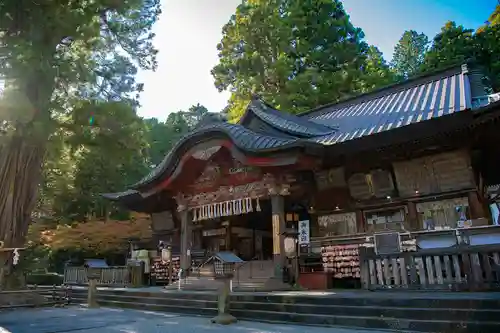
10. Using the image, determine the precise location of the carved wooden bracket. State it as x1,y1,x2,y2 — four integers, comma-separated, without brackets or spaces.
174,193,187,212
268,183,291,196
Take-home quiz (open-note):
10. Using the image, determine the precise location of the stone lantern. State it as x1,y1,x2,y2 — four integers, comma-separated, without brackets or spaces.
83,259,108,308
207,252,244,325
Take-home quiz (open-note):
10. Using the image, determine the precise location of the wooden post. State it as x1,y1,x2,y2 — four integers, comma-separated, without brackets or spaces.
225,221,232,251
468,191,488,221
355,210,365,233
271,195,286,280
407,202,420,231
179,209,191,272
167,246,173,285
87,279,98,308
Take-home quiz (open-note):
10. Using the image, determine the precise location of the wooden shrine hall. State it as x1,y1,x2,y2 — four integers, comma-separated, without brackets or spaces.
104,63,500,291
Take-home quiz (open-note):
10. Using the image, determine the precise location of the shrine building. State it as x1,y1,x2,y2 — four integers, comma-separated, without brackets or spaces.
105,63,500,291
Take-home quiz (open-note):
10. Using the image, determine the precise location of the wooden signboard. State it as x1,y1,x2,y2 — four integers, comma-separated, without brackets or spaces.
318,213,357,237
151,211,175,231
374,232,401,255
315,167,346,190
393,150,474,197
347,169,394,200
348,173,372,200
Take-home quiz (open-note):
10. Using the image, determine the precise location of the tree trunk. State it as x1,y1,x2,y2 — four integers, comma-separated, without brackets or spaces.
0,134,45,290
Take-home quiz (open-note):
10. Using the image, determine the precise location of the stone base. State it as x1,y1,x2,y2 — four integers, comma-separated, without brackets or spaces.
211,313,237,325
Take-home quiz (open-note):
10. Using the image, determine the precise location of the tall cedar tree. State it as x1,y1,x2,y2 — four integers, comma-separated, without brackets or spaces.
420,22,475,73
418,15,500,92
212,0,394,121
391,30,429,79
0,0,160,289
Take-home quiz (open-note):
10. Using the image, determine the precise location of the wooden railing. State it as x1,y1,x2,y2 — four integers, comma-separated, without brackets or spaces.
63,266,136,286
0,285,72,308
359,245,500,291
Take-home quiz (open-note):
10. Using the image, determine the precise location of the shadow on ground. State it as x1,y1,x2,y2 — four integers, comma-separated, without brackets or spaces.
0,306,407,333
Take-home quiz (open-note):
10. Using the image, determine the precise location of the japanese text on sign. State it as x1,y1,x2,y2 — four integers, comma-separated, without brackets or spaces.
298,220,310,245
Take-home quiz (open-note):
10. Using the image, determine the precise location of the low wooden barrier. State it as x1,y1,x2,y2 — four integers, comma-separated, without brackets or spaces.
359,244,500,291
63,266,138,286
0,285,71,308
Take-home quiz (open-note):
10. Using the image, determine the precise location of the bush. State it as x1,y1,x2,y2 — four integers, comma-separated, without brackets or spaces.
26,273,64,286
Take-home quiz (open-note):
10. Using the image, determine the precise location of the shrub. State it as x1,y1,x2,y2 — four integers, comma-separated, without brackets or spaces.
26,273,64,286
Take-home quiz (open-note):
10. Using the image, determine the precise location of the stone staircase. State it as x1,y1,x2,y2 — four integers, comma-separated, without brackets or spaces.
165,260,289,291
44,287,500,332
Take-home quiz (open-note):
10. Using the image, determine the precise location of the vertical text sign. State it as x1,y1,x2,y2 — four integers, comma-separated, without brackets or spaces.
298,220,310,245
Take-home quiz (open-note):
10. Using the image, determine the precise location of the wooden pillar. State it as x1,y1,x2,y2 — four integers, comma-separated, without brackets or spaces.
193,228,202,250
271,194,286,279
355,210,365,233
468,191,489,221
225,222,232,251
179,209,191,271
407,202,420,231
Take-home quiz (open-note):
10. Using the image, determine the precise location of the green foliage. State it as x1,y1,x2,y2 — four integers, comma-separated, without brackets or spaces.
144,104,209,166
0,0,162,281
211,0,395,120
420,22,475,73
391,30,429,79
489,5,500,27
38,103,210,223
26,273,64,286
0,0,160,123
359,46,397,91
473,25,500,92
478,5,500,32
417,17,500,92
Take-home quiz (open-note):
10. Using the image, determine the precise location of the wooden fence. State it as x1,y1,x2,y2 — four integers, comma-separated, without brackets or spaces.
63,266,134,286
359,244,500,291
0,286,71,308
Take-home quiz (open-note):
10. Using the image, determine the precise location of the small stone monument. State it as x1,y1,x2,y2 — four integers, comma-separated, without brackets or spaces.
207,252,244,325
83,259,107,308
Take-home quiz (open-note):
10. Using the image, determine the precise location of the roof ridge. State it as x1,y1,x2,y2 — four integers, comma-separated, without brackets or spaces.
242,97,337,138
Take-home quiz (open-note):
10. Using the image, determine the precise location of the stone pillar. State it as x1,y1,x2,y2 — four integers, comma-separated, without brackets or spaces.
271,194,286,279
179,208,191,271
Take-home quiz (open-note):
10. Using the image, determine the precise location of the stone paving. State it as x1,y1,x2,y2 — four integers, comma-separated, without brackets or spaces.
0,306,403,333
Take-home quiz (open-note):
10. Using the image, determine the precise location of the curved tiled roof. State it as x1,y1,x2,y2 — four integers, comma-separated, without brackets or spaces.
105,63,484,204
131,121,319,189
243,98,336,138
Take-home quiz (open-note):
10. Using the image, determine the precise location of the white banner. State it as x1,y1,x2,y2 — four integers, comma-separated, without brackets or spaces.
298,220,310,245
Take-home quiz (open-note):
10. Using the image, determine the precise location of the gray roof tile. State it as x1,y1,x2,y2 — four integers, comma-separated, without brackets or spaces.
305,70,472,145
131,122,301,189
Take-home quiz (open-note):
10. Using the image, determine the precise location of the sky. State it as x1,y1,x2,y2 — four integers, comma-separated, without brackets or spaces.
137,0,498,121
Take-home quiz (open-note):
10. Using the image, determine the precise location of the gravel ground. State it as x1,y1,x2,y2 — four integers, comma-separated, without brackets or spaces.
0,306,403,333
